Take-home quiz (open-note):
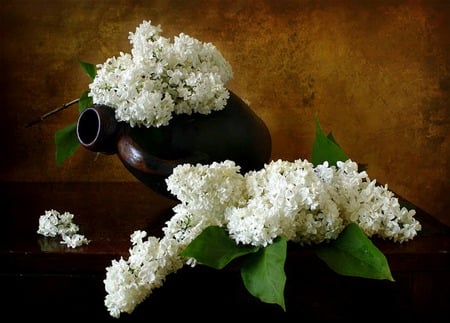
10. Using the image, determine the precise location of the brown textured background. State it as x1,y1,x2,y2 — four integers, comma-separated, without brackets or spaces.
1,0,449,226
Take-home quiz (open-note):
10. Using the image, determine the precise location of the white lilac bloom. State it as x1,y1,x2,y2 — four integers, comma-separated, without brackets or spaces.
89,20,233,128
37,209,90,248
37,209,60,237
319,160,422,242
225,159,343,247
104,257,149,318
104,159,421,318
60,233,91,248
168,159,421,246
165,160,246,213
57,211,80,236
104,231,186,318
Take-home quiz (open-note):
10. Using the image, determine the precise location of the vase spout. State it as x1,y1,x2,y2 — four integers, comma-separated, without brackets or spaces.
76,105,120,154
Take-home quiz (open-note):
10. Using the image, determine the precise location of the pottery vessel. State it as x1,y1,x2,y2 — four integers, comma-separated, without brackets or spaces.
76,91,272,198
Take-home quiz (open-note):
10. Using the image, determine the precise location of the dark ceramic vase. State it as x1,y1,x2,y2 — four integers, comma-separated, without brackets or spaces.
76,91,272,199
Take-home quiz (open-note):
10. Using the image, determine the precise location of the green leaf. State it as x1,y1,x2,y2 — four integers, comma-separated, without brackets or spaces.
180,226,259,270
316,223,394,281
312,116,349,166
55,123,80,167
78,90,93,112
241,236,287,311
79,60,97,81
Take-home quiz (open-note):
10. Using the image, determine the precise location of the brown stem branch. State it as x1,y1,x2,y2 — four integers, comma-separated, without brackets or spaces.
25,98,80,128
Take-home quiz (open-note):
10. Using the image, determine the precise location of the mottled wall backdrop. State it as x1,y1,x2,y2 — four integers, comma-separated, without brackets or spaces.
1,0,449,226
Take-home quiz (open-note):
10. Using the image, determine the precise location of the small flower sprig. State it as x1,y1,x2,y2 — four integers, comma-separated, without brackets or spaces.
37,209,90,248
103,118,421,318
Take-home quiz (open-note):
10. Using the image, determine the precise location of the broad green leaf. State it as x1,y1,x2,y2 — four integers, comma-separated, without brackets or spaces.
241,236,287,311
78,90,93,112
79,60,97,81
312,116,349,166
55,123,79,167
316,223,394,281
181,226,259,270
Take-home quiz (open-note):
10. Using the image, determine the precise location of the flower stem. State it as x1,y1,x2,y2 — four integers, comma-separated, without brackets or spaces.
25,98,80,128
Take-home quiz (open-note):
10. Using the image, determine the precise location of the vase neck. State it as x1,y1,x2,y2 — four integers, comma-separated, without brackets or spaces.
76,105,120,154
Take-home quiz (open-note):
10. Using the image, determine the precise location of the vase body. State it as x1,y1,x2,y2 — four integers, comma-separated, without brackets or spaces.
76,91,272,198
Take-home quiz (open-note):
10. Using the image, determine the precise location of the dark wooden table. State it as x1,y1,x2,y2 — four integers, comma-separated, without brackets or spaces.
2,182,449,322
